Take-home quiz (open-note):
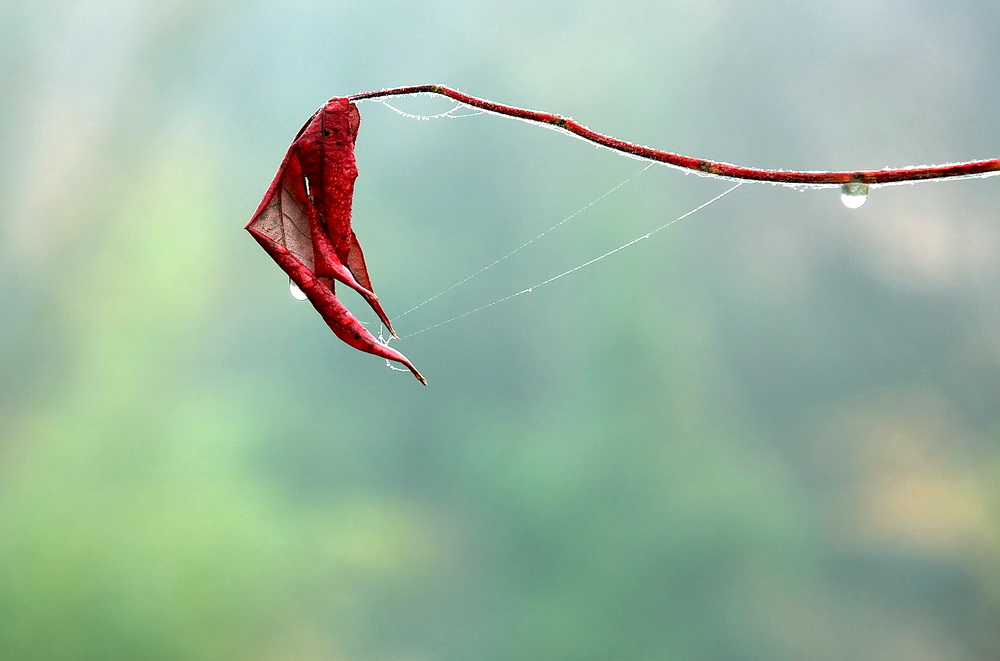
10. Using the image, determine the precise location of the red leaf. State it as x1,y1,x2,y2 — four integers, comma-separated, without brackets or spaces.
247,98,426,385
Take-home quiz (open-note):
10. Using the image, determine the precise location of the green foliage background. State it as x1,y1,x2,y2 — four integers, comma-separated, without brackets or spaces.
2,1,999,659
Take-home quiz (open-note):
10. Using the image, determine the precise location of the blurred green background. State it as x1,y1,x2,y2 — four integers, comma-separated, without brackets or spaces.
2,1,999,659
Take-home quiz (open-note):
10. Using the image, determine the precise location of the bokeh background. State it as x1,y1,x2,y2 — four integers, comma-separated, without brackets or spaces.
2,1,999,659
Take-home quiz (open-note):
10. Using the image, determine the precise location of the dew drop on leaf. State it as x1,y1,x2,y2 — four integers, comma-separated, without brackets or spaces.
289,278,308,301
840,181,870,209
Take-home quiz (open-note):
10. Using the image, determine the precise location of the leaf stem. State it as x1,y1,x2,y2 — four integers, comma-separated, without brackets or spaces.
349,85,1000,186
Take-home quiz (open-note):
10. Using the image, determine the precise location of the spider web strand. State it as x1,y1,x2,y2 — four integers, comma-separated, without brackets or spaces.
399,182,743,339
396,162,655,318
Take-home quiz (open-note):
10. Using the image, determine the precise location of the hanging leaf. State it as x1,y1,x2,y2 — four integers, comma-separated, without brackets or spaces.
246,98,426,385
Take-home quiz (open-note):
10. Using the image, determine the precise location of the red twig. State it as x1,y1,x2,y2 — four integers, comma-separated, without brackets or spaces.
349,85,1000,187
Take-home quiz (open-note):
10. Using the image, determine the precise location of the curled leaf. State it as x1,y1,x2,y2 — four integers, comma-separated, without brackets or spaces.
247,98,425,385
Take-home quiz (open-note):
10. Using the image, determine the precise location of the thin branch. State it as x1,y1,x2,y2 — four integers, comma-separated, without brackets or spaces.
349,85,1000,187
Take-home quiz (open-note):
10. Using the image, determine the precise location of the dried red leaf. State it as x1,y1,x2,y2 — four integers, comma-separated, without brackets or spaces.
247,98,426,385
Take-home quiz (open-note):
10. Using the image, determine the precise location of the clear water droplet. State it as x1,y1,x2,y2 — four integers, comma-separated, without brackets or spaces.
289,278,308,301
840,181,869,209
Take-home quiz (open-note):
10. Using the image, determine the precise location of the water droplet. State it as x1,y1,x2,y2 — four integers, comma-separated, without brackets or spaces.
289,279,308,301
840,181,869,209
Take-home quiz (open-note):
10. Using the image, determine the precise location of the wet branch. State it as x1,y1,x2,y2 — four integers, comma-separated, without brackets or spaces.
349,85,1000,187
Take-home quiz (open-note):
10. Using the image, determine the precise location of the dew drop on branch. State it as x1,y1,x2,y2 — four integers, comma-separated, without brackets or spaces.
840,182,870,209
289,278,308,301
